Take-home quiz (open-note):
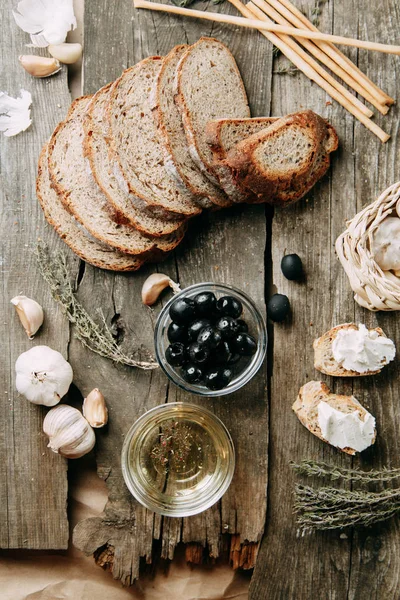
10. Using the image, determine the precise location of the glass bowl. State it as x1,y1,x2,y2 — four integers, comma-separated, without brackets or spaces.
154,282,267,396
121,403,235,517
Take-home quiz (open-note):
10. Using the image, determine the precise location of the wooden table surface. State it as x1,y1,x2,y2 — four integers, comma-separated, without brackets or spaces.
1,0,400,597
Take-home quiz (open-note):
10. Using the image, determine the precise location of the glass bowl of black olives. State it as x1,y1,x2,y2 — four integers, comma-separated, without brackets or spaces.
154,283,267,396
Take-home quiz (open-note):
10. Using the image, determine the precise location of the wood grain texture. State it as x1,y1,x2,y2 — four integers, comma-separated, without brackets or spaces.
250,0,400,598
0,2,72,548
72,0,272,584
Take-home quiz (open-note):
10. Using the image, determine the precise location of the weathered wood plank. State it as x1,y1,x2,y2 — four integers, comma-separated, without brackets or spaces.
72,0,272,584
250,0,400,598
0,2,71,548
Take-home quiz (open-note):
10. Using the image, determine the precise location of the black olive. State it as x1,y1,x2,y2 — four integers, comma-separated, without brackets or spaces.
281,254,303,281
165,342,187,366
216,316,240,340
232,333,257,356
193,291,217,316
267,294,290,322
216,295,243,319
188,342,210,364
167,322,188,344
197,326,222,349
169,297,197,325
181,363,203,384
187,318,212,341
236,319,248,333
204,367,233,390
210,341,233,365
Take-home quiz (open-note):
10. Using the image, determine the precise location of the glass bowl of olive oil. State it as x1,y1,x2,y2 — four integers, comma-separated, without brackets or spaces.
121,402,235,517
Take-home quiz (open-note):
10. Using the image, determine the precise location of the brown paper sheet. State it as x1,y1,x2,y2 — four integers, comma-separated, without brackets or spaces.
0,458,250,600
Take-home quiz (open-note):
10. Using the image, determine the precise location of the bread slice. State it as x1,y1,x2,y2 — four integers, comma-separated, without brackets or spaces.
292,381,376,455
107,57,201,218
84,83,185,237
48,96,186,257
37,144,144,271
225,111,338,204
152,45,227,210
175,37,250,194
313,323,387,377
205,117,278,202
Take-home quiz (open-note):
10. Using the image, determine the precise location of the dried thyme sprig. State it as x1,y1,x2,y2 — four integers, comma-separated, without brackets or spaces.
310,0,328,27
291,460,400,485
36,243,158,370
273,65,299,76
292,460,400,533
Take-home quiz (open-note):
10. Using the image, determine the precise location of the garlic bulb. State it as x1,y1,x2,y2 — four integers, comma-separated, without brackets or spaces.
15,345,73,406
19,55,61,78
11,295,44,338
371,216,400,271
48,43,82,65
82,388,108,428
43,405,95,459
142,273,181,306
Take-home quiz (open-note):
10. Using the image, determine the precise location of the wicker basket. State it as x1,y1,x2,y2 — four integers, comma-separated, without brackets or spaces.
335,182,400,311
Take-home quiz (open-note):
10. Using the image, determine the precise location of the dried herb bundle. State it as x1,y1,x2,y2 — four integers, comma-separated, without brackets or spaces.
292,460,400,533
36,243,158,370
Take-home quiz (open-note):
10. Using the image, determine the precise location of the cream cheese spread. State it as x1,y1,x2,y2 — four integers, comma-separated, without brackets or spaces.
332,324,395,373
318,401,376,452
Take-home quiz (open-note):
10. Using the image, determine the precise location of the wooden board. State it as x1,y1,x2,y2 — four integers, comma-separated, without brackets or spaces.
250,0,400,597
72,0,272,585
0,1,72,548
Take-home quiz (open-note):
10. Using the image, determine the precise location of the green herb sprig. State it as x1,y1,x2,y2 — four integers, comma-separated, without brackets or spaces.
36,242,158,370
292,460,400,533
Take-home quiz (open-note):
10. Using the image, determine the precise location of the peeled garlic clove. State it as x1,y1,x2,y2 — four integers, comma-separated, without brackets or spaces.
11,294,44,339
83,388,108,428
48,43,82,65
43,405,95,459
142,273,181,306
19,55,61,78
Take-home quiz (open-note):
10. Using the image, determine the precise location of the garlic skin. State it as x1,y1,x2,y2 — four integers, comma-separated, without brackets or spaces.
48,43,82,65
142,273,181,306
371,216,400,271
19,55,61,78
43,405,95,459
12,0,77,47
15,345,73,406
0,89,32,137
82,388,108,428
11,295,44,338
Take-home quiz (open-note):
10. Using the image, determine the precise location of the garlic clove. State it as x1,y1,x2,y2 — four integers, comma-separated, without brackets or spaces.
19,55,61,78
43,404,95,459
82,388,108,428
141,273,181,306
48,43,82,65
11,294,44,339
15,345,73,406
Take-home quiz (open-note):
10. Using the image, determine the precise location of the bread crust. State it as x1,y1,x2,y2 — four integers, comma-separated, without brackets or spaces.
313,323,386,377
292,380,376,455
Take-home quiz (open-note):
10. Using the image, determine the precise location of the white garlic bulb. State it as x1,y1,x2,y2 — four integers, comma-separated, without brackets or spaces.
141,273,181,306
43,405,95,459
82,388,108,428
11,295,44,338
371,216,400,271
15,345,73,406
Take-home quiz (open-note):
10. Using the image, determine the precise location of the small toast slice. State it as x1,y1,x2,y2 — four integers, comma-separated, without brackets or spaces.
292,381,376,455
313,323,387,377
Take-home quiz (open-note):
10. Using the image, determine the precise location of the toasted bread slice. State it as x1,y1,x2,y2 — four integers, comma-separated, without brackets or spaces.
292,381,376,455
313,323,387,377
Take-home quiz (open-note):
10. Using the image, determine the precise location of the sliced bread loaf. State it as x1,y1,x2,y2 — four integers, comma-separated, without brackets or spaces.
152,45,230,209
37,144,144,271
107,57,201,218
225,111,337,204
84,83,185,237
205,117,278,202
175,37,250,190
48,96,186,257
313,323,389,377
292,381,376,455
